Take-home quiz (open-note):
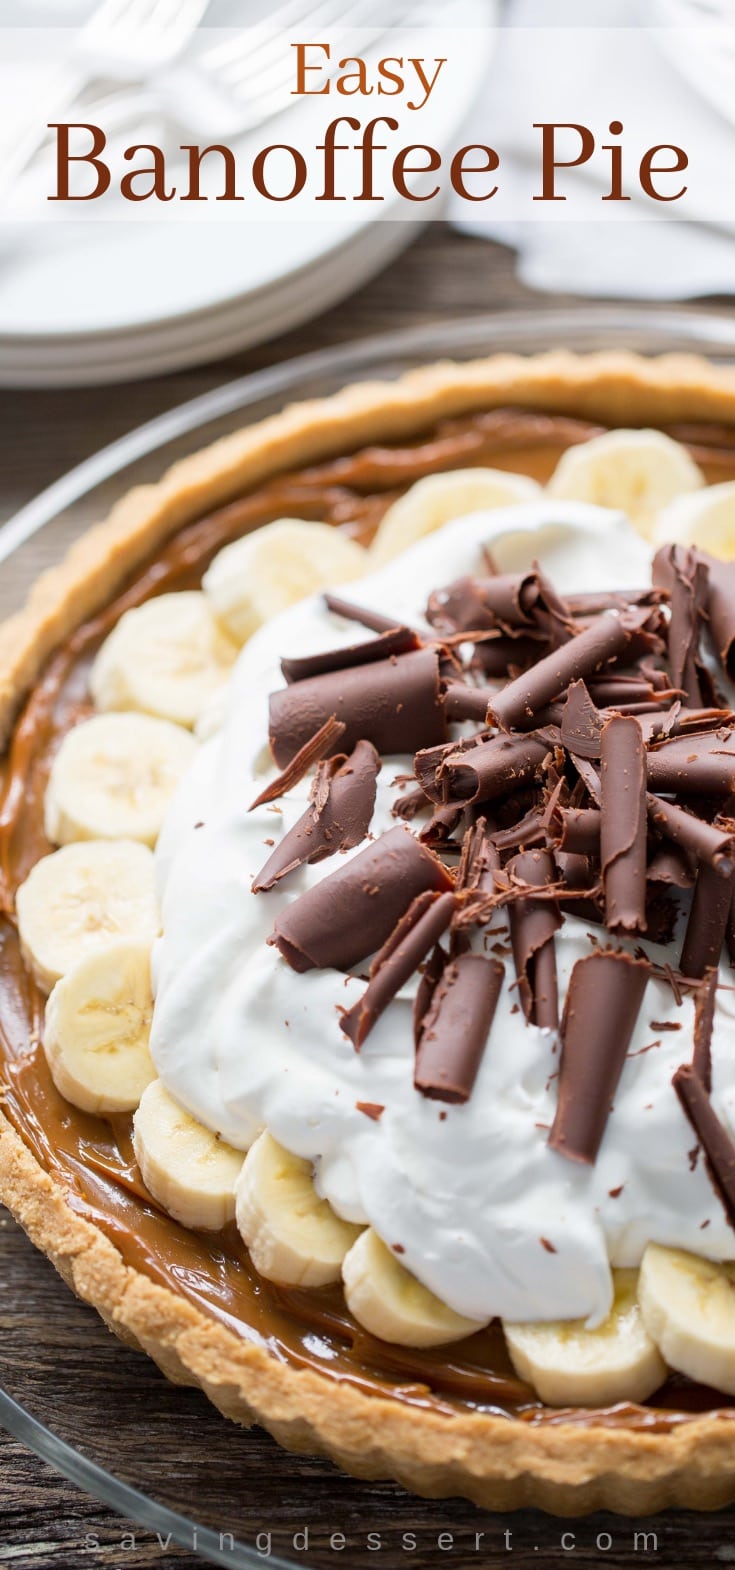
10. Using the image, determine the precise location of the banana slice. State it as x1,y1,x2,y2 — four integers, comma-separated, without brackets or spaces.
44,712,197,849
370,468,541,566
235,1130,362,1287
133,1079,244,1231
342,1227,485,1348
202,520,367,646
90,592,238,729
638,1243,735,1395
655,480,735,557
503,1269,666,1407
44,939,156,1115
547,429,704,539
16,839,160,993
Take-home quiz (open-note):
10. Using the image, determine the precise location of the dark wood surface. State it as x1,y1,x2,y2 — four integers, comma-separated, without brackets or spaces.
3,225,735,1569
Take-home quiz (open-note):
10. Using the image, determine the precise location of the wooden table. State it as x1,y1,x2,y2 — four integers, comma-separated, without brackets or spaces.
2,226,735,1570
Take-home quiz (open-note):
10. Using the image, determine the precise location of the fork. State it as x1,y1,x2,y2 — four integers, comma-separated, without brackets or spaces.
74,0,410,142
1,0,211,201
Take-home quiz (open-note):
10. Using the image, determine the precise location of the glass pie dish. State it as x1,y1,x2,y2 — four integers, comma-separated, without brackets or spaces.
5,306,735,1567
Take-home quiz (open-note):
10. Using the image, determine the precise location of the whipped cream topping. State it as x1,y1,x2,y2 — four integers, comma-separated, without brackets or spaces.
150,502,735,1328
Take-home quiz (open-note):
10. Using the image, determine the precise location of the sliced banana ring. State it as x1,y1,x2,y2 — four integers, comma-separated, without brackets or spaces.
91,591,238,729
503,1269,666,1408
203,519,368,647
638,1243,735,1395
655,480,735,557
235,1130,362,1288
370,468,541,566
44,711,197,849
133,1079,244,1232
546,429,704,540
44,939,156,1115
342,1226,486,1348
16,839,161,993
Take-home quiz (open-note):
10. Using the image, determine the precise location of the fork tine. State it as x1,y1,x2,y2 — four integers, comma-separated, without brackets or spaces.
202,0,320,71
218,0,379,92
209,1,347,86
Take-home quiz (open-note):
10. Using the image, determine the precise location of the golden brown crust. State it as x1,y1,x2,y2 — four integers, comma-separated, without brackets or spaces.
4,349,735,1511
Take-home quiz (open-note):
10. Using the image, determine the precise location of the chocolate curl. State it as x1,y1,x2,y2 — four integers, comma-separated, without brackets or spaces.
392,785,430,821
693,968,718,1093
323,594,404,635
600,716,647,934
699,552,735,681
646,735,735,797
252,740,380,893
269,647,446,768
553,806,601,857
568,589,666,618
680,860,735,978
418,803,465,847
249,715,346,810
426,569,558,637
443,683,497,723
414,953,504,1104
673,1065,735,1229
425,731,555,807
588,676,668,707
487,611,629,732
473,635,550,679
507,848,561,1031
548,952,650,1165
490,805,548,853
647,794,735,877
636,706,732,744
270,825,454,974
653,545,712,707
560,680,603,759
281,625,420,684
341,890,455,1049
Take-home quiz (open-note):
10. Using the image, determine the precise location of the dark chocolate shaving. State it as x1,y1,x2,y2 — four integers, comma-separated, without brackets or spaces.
488,611,629,732
647,794,735,876
548,952,650,1165
600,715,647,934
673,1065,735,1230
698,552,735,682
442,683,498,723
270,825,453,974
252,739,380,892
414,952,504,1103
507,848,561,1030
693,968,718,1093
281,625,420,684
653,544,713,707
553,806,601,856
249,714,346,810
424,730,555,807
269,647,446,768
560,680,603,759
341,890,455,1049
323,594,404,634
646,735,735,797
680,860,735,979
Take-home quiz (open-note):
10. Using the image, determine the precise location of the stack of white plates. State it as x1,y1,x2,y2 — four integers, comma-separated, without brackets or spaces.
0,217,429,387
0,0,495,387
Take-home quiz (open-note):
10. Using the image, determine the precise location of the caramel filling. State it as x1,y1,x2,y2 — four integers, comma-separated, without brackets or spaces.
4,406,735,1430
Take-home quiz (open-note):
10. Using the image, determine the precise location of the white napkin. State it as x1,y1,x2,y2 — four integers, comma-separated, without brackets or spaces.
448,0,735,299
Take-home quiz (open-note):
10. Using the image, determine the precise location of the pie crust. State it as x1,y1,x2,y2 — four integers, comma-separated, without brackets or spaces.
4,349,735,1514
